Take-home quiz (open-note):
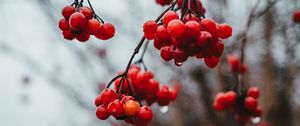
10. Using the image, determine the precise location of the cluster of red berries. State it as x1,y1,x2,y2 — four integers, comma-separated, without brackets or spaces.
95,89,153,126
114,65,178,106
227,55,248,74
58,5,115,42
292,9,300,23
213,87,262,125
143,11,232,68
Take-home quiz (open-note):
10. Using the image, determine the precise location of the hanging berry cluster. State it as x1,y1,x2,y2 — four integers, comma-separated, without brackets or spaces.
94,65,177,126
114,65,178,106
58,0,115,42
213,87,262,125
95,88,153,126
144,0,232,67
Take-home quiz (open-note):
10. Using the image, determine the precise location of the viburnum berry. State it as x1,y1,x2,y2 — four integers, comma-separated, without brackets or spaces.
96,105,111,120
211,39,224,57
87,19,101,35
123,100,140,116
244,97,257,110
292,9,300,23
61,5,75,19
224,91,237,106
247,87,260,99
136,106,153,121
204,56,220,68
80,7,93,19
143,20,158,40
162,11,179,26
69,12,87,31
167,19,185,38
227,55,248,74
98,88,118,106
201,18,218,35
62,30,76,40
59,18,70,31
155,25,170,42
196,31,212,47
160,46,173,61
184,21,201,38
95,23,115,40
217,23,232,39
108,99,125,118
76,32,90,42
155,0,173,6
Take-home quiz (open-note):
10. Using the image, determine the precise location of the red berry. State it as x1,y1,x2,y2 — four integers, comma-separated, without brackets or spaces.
201,18,218,35
87,19,101,35
244,97,257,110
96,105,111,120
124,100,140,116
61,5,75,19
136,106,153,121
253,106,262,117
162,11,179,26
69,12,87,31
154,38,164,50
59,18,70,31
155,0,173,6
108,100,125,118
155,25,170,42
95,95,102,107
80,7,93,19
99,88,118,106
95,23,115,40
147,79,159,94
184,21,201,38
172,48,188,62
224,91,237,105
143,20,158,40
157,85,170,106
247,87,260,99
196,31,212,47
76,32,90,42
160,46,173,61
120,95,135,104
217,23,232,39
227,55,240,73
62,30,76,40
211,39,224,57
292,9,300,23
167,19,185,38
168,88,177,101
214,92,226,111
204,56,220,68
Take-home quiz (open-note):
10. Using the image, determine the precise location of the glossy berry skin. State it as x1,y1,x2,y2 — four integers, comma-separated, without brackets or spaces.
244,97,257,110
224,91,237,105
184,21,200,38
173,48,188,63
95,23,115,40
157,85,170,106
80,7,93,19
162,11,179,26
62,30,76,40
143,20,158,40
155,25,170,42
59,18,70,31
61,5,75,19
108,100,125,118
167,19,185,38
292,9,300,23
69,12,87,31
247,87,260,99
211,39,224,57
218,23,232,39
160,46,173,61
204,56,220,68
168,88,177,101
95,95,102,107
136,106,153,121
201,18,218,35
196,31,212,47
96,105,111,120
123,100,141,116
99,88,118,106
87,19,101,35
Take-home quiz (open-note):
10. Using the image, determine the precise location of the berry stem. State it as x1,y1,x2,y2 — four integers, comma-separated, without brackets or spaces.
192,0,205,18
86,0,105,23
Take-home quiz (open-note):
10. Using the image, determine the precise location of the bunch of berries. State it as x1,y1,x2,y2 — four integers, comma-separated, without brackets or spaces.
114,65,178,106
58,2,115,42
227,55,248,74
292,9,300,23
95,89,153,126
143,10,232,68
213,87,262,125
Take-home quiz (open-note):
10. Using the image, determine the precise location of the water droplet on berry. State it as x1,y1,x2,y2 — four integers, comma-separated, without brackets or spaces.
175,62,183,66
251,117,261,124
160,106,169,113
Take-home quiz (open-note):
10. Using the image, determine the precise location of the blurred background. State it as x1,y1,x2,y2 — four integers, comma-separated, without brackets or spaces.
0,0,300,126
